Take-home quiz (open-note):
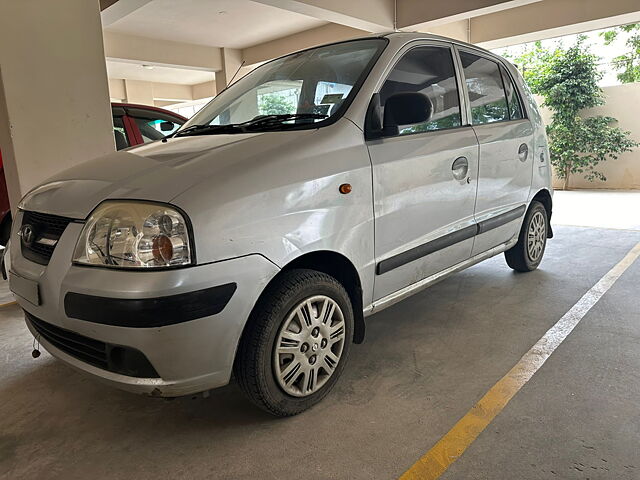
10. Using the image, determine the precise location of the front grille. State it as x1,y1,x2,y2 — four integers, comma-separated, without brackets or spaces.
20,211,74,265
26,312,159,378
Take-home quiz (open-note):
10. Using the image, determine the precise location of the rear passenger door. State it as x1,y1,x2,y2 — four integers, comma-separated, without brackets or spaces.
457,49,533,256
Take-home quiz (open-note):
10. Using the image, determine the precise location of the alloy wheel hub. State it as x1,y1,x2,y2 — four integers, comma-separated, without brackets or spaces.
527,211,546,262
273,295,345,397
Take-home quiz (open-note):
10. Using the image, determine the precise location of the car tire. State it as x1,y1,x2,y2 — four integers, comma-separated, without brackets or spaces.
234,269,353,417
504,200,548,272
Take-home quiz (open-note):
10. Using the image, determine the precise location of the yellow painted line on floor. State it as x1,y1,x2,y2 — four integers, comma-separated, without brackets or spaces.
0,300,16,308
400,241,640,480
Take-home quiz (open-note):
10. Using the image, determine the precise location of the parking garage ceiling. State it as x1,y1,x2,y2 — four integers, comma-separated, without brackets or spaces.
99,0,640,107
103,0,328,49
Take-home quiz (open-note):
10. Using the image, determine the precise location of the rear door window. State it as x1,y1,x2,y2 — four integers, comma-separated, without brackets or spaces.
459,51,509,125
500,65,524,120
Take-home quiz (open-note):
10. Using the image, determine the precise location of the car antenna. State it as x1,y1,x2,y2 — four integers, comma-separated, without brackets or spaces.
216,60,246,98
227,60,246,87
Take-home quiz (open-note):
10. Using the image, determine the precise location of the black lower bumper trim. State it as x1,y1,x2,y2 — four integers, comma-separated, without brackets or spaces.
27,312,159,378
64,283,237,328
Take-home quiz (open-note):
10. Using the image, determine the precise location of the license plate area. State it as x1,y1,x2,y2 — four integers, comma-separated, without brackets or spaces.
9,270,40,305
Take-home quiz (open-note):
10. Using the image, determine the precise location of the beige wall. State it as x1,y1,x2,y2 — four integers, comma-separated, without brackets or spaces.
124,79,154,105
108,78,126,101
153,83,194,102
108,79,197,105
536,83,640,190
192,81,216,100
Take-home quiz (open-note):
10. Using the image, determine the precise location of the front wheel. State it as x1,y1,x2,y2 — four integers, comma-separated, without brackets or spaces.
504,201,548,272
234,269,353,416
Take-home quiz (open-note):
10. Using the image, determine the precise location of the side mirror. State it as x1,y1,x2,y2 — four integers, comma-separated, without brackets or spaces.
160,121,175,132
382,92,432,136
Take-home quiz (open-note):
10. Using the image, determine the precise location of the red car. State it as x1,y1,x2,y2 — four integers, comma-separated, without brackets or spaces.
0,103,187,246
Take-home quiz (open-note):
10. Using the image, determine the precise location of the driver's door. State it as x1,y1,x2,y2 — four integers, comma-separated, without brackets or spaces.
366,44,479,300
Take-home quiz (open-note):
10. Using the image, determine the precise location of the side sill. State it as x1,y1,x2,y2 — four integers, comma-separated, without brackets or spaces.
363,238,517,317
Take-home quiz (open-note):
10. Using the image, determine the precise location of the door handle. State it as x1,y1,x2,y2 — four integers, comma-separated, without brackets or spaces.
452,156,469,181
518,143,529,162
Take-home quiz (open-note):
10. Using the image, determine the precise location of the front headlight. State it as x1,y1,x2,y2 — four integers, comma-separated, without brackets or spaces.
73,201,193,269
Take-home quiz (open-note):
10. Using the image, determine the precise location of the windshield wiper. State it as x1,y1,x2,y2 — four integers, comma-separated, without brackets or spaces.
172,113,328,138
241,113,328,129
172,123,246,138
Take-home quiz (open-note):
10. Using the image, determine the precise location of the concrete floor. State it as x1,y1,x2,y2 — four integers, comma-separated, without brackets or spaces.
1,191,639,479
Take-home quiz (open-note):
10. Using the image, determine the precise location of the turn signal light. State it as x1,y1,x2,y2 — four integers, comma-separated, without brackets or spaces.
339,183,352,194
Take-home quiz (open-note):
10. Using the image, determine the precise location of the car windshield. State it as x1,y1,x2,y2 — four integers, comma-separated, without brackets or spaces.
178,38,386,135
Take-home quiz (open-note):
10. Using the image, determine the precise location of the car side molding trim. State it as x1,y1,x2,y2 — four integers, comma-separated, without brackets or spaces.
376,225,477,275
477,205,526,234
366,237,519,316
376,205,526,275
64,283,237,328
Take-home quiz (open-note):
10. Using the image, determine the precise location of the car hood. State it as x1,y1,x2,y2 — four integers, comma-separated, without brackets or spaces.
20,130,316,219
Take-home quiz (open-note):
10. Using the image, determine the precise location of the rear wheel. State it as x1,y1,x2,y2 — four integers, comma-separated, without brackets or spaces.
234,269,353,416
504,201,548,272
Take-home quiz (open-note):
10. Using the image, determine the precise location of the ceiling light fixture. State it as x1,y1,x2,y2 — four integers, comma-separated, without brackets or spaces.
141,64,155,70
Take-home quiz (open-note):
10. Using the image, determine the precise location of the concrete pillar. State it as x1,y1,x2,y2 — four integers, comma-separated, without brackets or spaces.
192,81,217,100
108,79,127,102
124,79,155,105
215,48,243,93
0,0,114,211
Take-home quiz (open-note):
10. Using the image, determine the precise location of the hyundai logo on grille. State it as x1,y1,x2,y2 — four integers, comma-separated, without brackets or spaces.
19,224,37,247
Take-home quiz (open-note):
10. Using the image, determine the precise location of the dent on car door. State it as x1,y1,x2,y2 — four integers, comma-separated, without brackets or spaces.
366,44,479,301
457,48,533,256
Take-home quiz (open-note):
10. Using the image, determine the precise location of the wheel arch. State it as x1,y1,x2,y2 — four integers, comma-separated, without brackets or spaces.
245,250,366,345
531,188,553,238
283,251,365,344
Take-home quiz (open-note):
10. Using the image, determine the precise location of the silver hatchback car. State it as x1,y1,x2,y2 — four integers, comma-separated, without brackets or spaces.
8,33,552,416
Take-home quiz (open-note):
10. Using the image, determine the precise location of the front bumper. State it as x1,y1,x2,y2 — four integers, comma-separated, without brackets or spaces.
10,212,279,397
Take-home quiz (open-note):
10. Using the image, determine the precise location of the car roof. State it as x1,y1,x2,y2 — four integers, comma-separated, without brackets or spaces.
380,31,497,57
261,31,506,71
